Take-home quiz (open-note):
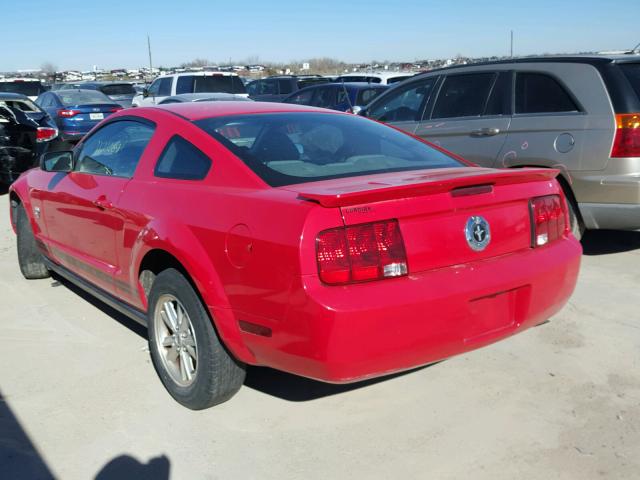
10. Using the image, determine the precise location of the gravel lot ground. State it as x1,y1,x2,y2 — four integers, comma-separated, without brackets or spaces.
0,192,639,480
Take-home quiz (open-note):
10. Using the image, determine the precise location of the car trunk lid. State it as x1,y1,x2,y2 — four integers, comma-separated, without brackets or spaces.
289,167,560,273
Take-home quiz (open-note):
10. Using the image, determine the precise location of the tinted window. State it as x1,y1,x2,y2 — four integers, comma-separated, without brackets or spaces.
195,112,462,187
57,90,113,106
357,87,385,105
155,136,212,180
387,76,411,84
298,78,331,88
158,78,173,96
283,89,315,105
0,82,44,96
278,79,293,95
483,72,511,116
174,75,246,94
515,73,579,114
620,63,640,101
336,76,382,83
368,78,436,122
312,87,336,108
101,84,135,95
76,121,155,177
147,79,161,96
432,73,495,119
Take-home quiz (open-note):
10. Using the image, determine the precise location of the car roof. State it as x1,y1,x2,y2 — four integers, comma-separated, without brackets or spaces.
409,53,640,78
151,101,336,121
0,92,30,100
337,72,412,79
161,93,250,102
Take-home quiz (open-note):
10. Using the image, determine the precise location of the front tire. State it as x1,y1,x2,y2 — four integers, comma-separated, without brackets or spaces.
16,204,50,279
147,268,245,409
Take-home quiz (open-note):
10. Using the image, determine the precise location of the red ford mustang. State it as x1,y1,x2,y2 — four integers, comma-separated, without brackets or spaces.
8,102,581,409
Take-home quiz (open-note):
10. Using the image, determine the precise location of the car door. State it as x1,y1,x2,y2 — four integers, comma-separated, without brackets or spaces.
142,77,172,105
39,119,155,294
414,71,512,167
496,69,587,170
364,76,439,135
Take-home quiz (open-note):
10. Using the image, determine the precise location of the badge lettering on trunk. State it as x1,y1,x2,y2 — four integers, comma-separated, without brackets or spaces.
465,216,490,252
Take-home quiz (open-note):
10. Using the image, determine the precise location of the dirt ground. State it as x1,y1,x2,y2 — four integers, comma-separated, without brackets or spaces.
0,193,638,480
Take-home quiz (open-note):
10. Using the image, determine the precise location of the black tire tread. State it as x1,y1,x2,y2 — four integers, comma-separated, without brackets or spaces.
147,268,245,410
16,204,50,279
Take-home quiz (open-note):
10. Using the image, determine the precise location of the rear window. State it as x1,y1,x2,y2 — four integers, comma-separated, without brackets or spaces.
0,82,44,96
57,90,112,105
101,84,135,95
194,112,462,187
0,98,41,113
620,63,640,100
387,76,411,84
298,78,331,88
336,76,382,84
176,75,246,95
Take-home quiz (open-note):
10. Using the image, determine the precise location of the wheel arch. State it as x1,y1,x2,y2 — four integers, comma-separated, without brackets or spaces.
133,236,256,365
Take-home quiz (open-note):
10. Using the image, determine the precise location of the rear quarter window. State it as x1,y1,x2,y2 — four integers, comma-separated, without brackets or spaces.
515,72,579,114
155,136,212,180
620,63,640,101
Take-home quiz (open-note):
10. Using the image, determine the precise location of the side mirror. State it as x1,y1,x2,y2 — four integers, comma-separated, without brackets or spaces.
142,88,150,98
41,151,73,172
350,105,364,116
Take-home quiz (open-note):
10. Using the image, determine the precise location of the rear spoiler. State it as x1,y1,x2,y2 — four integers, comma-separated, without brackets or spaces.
297,168,559,208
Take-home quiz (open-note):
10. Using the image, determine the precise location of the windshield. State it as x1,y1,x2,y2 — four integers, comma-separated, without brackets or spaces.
100,84,136,95
194,112,462,187
58,90,113,106
620,63,640,101
0,82,44,96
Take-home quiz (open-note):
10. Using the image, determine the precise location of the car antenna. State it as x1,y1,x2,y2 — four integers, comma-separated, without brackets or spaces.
625,41,640,54
340,78,354,113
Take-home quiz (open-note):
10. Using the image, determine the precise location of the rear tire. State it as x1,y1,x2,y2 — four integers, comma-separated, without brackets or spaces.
566,195,584,241
147,268,245,410
16,204,50,279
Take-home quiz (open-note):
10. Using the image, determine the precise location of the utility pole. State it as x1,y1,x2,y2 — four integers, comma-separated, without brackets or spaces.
147,34,153,75
510,30,514,58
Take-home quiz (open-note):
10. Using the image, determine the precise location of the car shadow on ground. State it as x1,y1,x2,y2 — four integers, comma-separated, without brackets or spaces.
0,388,55,479
581,229,640,255
244,364,432,402
94,454,170,480
50,273,147,339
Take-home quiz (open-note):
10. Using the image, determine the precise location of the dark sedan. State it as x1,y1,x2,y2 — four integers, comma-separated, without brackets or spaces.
0,93,58,185
282,82,388,112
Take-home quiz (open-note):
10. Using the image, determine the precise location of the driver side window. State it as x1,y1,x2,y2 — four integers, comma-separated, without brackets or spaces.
368,78,437,122
75,120,155,178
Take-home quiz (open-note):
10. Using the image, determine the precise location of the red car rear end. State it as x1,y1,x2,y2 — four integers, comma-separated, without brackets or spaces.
235,167,581,382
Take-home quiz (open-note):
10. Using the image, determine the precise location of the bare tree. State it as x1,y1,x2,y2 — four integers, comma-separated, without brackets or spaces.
40,62,58,80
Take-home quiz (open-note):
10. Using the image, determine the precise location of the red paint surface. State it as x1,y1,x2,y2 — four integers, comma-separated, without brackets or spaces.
9,103,582,382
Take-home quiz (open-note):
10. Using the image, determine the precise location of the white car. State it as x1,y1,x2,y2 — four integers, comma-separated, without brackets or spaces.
334,72,414,85
132,72,248,107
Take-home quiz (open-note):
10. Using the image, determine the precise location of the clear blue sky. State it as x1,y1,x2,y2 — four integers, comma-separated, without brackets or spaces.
3,0,639,71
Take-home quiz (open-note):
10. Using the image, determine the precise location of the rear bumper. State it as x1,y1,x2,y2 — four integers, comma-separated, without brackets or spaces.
235,237,582,383
571,158,640,229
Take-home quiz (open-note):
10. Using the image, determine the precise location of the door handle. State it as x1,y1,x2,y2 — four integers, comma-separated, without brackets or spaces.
92,197,113,210
470,127,500,137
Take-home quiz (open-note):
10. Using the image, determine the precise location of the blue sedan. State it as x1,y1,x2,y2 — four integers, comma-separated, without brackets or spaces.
35,89,122,144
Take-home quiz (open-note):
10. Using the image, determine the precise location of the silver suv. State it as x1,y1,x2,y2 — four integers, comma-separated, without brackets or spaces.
359,55,640,238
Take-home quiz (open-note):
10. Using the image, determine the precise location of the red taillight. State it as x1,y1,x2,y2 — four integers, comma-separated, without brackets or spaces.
316,220,408,285
109,106,123,113
36,127,58,143
611,113,640,158
57,109,80,118
530,195,569,247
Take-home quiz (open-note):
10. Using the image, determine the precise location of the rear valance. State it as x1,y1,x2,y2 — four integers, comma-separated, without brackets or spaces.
295,168,559,207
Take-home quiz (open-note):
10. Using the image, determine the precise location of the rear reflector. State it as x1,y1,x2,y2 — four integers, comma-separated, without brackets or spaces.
57,109,80,118
316,220,408,285
530,195,568,247
611,113,640,157
36,127,58,143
